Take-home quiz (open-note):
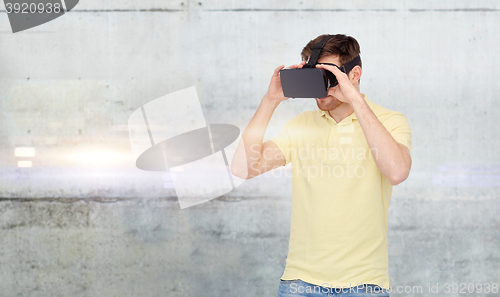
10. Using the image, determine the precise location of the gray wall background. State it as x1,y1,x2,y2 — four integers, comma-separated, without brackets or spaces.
1,0,499,296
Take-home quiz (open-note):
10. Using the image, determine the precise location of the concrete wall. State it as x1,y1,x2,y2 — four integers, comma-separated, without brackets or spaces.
0,1,499,296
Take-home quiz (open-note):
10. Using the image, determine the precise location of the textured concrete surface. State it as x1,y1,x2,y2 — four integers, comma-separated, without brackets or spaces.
0,197,291,296
0,0,499,296
0,196,499,296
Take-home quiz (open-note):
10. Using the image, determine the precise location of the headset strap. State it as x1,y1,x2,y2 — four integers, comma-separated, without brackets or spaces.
339,55,361,74
319,55,361,73
303,35,334,68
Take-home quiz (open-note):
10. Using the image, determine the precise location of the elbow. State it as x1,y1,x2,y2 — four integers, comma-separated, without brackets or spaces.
388,169,410,186
231,156,260,180
231,168,249,180
230,163,251,180
231,166,259,180
389,145,412,186
230,165,245,180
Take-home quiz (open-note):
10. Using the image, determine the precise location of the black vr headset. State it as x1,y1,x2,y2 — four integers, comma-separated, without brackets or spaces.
279,35,361,99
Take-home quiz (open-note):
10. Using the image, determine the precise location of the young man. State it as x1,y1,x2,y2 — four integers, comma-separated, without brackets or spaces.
231,34,412,297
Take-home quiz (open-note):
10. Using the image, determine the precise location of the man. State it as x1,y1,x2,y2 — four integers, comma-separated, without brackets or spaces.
231,34,412,297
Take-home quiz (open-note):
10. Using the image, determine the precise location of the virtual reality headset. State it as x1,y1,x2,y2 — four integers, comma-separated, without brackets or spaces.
279,35,361,99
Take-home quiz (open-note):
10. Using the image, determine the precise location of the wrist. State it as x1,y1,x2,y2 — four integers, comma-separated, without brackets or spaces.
262,93,282,108
348,92,365,108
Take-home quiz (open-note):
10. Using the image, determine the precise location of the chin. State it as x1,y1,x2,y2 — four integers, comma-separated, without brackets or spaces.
316,96,342,111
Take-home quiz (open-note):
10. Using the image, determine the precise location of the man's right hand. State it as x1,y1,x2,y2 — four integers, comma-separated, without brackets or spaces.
265,62,306,104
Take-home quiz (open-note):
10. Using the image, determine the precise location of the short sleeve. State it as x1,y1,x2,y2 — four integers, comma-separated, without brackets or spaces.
269,121,293,166
383,112,412,151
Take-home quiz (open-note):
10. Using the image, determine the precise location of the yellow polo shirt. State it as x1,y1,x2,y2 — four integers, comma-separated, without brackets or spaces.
270,94,411,289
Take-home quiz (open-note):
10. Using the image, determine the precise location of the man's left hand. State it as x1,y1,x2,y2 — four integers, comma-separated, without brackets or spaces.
315,64,362,105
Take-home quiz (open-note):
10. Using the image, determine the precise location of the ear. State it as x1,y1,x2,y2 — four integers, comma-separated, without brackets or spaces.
349,65,362,83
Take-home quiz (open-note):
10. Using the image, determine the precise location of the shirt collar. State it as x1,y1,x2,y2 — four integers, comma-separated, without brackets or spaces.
317,93,373,121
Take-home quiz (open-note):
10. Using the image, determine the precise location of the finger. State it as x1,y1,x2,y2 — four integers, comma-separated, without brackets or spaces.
316,64,349,82
274,65,285,76
331,67,351,84
321,64,343,76
288,61,308,69
315,64,334,70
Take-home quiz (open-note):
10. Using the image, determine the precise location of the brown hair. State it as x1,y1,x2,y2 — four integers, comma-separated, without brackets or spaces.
301,34,362,68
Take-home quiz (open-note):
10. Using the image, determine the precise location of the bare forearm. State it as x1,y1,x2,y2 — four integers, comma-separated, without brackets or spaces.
231,95,280,177
314,61,410,184
351,94,410,184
